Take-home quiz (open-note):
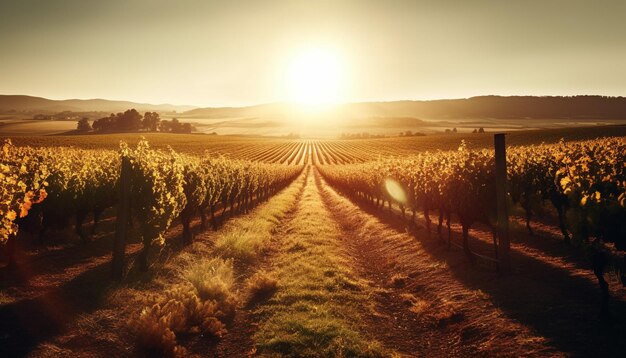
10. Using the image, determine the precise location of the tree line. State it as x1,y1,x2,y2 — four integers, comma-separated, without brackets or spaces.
77,109,194,133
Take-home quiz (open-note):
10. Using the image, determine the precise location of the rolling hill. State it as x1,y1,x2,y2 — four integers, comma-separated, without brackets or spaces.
183,96,626,121
0,95,196,114
4,94,626,121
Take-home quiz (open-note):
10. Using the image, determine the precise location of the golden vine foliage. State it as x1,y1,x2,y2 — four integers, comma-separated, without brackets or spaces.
2,138,301,255
1,139,48,243
120,139,302,251
122,140,187,246
319,137,626,249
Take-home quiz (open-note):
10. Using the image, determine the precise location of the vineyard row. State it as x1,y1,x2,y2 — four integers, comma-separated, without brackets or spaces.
2,139,303,275
318,137,626,317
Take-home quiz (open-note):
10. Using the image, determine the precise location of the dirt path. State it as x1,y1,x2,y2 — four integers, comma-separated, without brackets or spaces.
313,168,559,357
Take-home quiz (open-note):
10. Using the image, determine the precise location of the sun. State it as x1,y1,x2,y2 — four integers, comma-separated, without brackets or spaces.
284,48,345,108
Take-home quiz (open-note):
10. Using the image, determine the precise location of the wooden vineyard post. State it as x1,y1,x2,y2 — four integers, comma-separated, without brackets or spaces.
111,156,131,280
494,134,511,274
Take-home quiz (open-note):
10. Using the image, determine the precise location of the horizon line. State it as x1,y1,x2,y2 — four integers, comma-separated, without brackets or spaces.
1,92,625,110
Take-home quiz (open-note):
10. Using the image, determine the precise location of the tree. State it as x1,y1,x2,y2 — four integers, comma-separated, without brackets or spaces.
452,127,458,133
405,130,413,137
117,109,142,131
158,118,194,133
142,112,161,132
159,118,174,132
77,118,91,132
478,127,485,133
91,110,143,132
472,128,478,133
181,123,193,133
92,114,114,131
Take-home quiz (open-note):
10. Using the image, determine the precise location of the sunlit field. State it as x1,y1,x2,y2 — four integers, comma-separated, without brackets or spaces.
5,124,626,156
3,124,626,357
3,1,626,357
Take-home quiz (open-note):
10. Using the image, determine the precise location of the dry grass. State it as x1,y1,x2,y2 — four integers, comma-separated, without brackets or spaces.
398,293,430,315
213,182,300,264
244,270,278,306
389,273,408,288
128,283,232,356
129,178,306,352
213,228,266,263
125,170,307,355
186,259,236,304
130,302,187,358
409,299,430,315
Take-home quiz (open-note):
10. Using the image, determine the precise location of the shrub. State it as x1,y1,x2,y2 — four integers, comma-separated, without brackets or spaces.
164,286,228,337
129,284,230,355
245,271,278,306
76,118,91,132
186,258,237,320
130,259,241,353
130,304,187,358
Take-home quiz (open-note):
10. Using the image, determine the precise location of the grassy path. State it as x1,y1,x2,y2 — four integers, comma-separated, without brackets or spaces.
251,166,387,357
214,166,308,356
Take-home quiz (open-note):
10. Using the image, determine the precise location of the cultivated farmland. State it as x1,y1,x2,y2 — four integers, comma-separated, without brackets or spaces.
1,127,626,357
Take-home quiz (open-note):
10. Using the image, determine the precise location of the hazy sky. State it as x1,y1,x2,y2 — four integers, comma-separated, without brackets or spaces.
1,0,625,107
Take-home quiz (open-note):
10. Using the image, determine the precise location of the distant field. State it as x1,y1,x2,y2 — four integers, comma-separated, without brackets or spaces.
3,125,626,162
1,132,294,158
0,119,76,135
177,115,626,137
2,115,626,138
343,124,626,154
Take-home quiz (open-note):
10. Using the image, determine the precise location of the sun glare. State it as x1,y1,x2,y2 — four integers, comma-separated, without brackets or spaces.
284,48,345,108
385,179,407,204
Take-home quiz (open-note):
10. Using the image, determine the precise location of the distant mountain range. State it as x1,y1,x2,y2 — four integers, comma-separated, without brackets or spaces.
0,95,196,114
2,94,626,121
183,96,626,121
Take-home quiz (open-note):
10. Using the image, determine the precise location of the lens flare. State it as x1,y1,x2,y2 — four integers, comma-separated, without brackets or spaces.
384,178,406,204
